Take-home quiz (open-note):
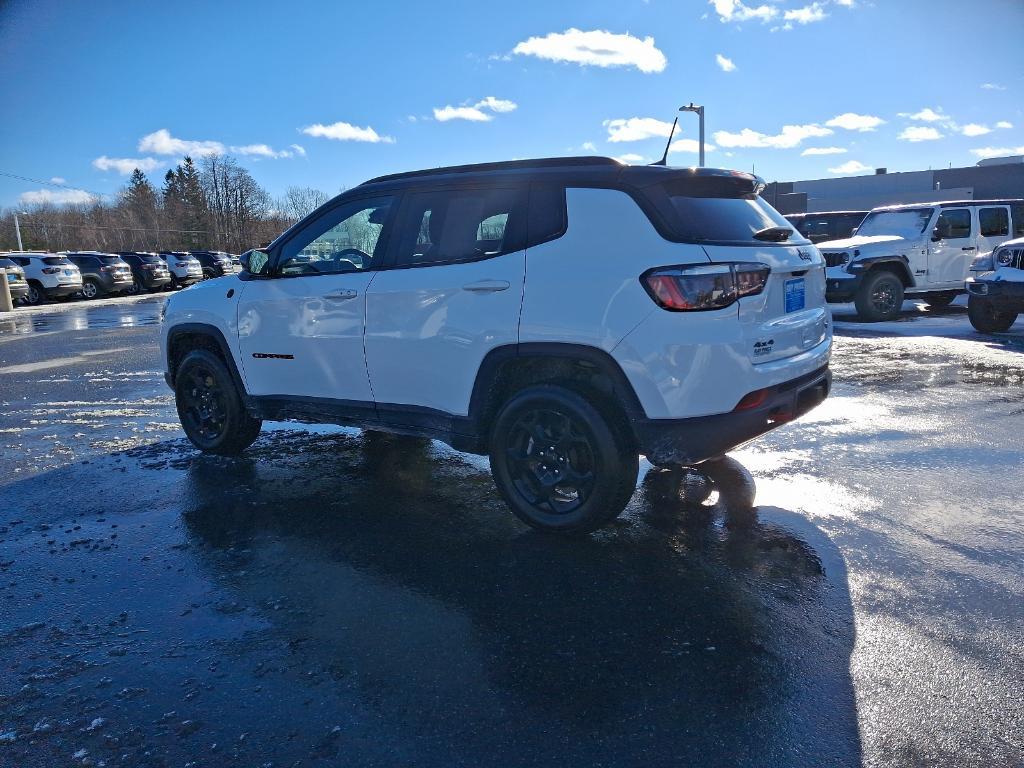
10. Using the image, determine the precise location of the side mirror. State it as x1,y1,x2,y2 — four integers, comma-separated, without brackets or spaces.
240,248,270,275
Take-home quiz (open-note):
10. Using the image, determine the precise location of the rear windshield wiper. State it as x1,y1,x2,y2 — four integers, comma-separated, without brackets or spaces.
752,226,793,242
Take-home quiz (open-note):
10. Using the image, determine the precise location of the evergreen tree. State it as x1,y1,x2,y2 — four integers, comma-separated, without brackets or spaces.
120,169,159,249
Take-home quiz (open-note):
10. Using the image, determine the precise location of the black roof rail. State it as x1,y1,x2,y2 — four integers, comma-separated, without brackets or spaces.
360,156,622,186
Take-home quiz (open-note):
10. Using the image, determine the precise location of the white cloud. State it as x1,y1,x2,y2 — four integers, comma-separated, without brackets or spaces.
825,112,885,131
301,121,394,143
834,0,855,6
669,138,716,154
232,143,301,159
970,145,1024,160
960,124,992,137
784,2,827,23
433,96,518,123
614,153,647,164
604,117,675,142
898,126,943,142
19,188,95,205
475,96,517,113
512,28,667,73
49,176,66,184
715,53,736,72
433,105,492,122
138,128,225,156
709,0,778,23
828,160,871,175
899,107,947,122
581,141,597,152
290,144,307,157
801,146,847,156
995,121,1013,129
713,123,832,149
981,83,1006,91
92,155,163,175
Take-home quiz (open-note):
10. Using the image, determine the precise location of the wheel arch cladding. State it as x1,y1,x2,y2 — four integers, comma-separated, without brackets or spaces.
468,343,646,444
166,323,245,393
866,258,913,286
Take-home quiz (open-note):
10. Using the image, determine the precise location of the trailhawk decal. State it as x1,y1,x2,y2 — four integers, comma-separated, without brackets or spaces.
252,353,294,360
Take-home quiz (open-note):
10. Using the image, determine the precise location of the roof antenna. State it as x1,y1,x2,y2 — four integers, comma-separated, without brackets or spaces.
652,116,679,166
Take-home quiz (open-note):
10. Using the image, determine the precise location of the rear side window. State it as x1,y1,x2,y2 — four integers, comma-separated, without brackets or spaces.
979,207,1009,237
527,184,567,247
43,256,71,266
393,187,526,267
651,177,808,245
1012,204,1024,237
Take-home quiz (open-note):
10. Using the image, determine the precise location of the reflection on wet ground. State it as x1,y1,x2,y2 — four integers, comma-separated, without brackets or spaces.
0,295,165,336
1,430,859,767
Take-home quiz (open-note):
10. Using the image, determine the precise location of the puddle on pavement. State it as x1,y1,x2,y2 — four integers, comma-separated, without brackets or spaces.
0,299,164,335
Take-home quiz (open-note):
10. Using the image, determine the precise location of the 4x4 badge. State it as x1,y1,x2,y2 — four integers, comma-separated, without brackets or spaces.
797,249,812,262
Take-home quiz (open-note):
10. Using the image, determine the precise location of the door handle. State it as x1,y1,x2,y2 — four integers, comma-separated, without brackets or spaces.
462,279,510,293
324,289,358,301
962,247,976,251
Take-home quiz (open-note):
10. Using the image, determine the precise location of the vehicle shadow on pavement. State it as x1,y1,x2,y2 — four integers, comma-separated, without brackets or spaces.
176,430,863,767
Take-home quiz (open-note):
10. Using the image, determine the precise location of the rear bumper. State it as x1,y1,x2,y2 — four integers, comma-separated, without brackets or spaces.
635,365,831,466
44,283,83,298
6,282,29,298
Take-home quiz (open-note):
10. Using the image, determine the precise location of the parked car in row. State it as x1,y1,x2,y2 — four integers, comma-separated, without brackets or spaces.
966,236,1024,332
158,251,204,289
189,250,239,279
0,257,30,303
8,252,82,305
785,210,867,244
162,157,832,533
118,252,172,293
819,199,1024,321
65,251,134,298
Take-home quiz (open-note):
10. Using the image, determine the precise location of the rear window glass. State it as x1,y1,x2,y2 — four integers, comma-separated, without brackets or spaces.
0,258,15,268
655,177,806,244
98,255,125,264
43,256,72,266
134,254,163,263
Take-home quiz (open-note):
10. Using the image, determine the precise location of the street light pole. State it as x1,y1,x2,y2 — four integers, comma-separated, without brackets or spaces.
14,211,24,251
679,103,705,167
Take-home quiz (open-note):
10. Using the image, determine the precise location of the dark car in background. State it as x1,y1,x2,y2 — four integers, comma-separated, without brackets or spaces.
118,252,172,293
0,257,30,303
189,250,238,279
785,211,868,244
66,251,134,299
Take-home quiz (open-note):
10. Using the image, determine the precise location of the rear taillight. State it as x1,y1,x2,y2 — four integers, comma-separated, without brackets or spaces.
41,267,60,274
175,262,189,267
641,262,770,311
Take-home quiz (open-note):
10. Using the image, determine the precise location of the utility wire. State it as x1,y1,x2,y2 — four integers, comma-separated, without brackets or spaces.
0,170,109,199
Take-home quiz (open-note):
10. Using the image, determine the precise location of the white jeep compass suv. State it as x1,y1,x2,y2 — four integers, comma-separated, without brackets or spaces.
161,157,832,532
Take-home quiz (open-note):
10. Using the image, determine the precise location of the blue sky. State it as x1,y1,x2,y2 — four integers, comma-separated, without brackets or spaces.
1,0,1022,208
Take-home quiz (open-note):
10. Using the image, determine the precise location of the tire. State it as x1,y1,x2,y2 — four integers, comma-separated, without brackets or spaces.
968,296,1018,333
80,279,102,300
488,384,638,534
24,281,43,306
127,278,141,295
174,349,262,455
854,270,904,322
924,292,958,310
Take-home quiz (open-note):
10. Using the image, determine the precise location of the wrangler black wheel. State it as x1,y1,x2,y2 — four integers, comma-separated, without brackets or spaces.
968,296,1017,333
175,349,261,455
489,385,638,533
854,270,904,322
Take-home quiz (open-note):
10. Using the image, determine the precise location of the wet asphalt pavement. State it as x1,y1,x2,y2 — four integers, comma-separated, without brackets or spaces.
1,296,1022,768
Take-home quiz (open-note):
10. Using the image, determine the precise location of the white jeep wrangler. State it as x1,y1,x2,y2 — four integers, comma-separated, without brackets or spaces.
820,200,1023,321
966,236,1024,332
161,157,832,532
